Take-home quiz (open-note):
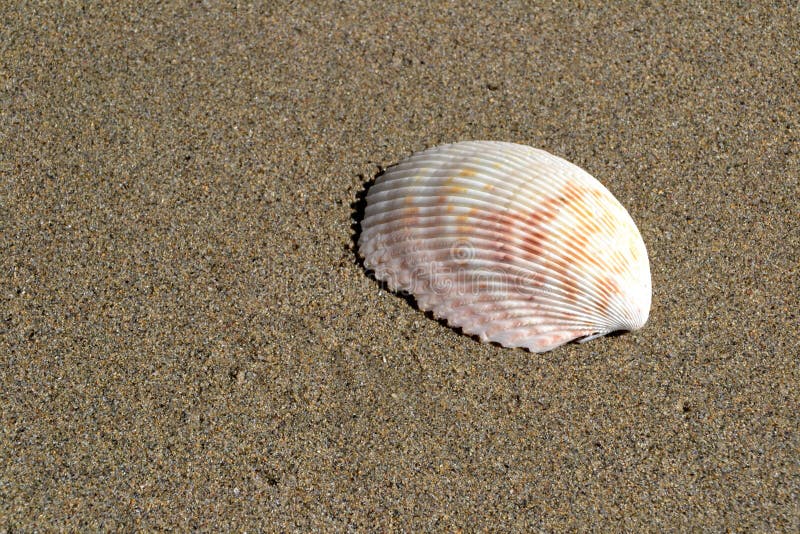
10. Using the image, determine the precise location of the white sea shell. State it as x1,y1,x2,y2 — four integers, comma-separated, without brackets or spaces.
358,141,651,353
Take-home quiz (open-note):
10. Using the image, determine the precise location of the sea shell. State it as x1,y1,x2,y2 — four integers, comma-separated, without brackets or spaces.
358,141,651,353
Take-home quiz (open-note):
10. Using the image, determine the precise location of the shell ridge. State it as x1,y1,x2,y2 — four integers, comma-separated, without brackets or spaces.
362,217,634,323
406,262,616,328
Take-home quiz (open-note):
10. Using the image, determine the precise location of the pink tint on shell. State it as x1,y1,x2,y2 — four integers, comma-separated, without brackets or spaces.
359,141,651,353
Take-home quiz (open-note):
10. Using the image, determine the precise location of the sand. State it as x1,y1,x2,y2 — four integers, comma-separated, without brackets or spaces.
1,1,798,530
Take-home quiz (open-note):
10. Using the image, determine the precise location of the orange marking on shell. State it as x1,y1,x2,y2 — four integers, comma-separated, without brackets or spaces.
478,189,587,305
595,275,621,313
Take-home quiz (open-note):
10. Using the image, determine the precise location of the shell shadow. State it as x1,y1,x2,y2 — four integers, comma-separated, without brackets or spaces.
349,170,378,272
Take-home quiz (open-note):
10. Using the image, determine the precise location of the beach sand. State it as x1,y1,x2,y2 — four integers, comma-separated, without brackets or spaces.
1,2,798,530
